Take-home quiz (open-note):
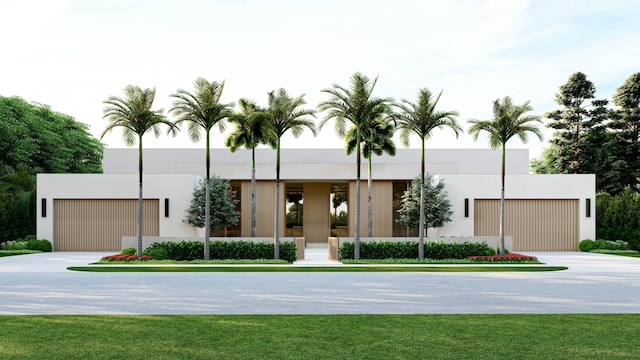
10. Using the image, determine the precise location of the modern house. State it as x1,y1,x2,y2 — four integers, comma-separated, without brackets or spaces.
37,148,595,251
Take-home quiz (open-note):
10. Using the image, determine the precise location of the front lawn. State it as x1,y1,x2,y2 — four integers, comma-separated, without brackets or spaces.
0,314,638,359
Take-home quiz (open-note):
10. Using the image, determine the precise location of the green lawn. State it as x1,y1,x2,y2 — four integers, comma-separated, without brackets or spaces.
67,265,567,272
0,314,638,359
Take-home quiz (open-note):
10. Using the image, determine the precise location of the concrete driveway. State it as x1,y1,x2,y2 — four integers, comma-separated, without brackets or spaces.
1,251,639,315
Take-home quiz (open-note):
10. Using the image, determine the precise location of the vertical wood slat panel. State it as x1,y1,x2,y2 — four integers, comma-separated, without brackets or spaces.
240,181,251,237
254,181,276,237
303,183,330,243
54,199,159,251
372,181,393,237
474,199,578,251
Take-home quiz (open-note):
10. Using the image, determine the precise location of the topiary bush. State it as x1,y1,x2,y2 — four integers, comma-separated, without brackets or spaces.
120,247,136,255
26,239,52,252
579,239,596,252
594,239,608,249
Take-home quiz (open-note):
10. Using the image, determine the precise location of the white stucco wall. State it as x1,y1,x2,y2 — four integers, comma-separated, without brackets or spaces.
434,174,596,241
103,148,530,179
36,174,202,243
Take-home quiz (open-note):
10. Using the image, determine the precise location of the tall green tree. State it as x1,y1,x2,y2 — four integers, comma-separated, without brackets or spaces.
395,88,461,260
0,165,36,242
264,88,317,259
184,177,240,233
0,96,103,173
545,72,608,174
468,96,543,257
225,98,270,237
318,72,394,260
170,78,234,260
345,117,396,237
611,72,640,189
102,85,174,257
396,175,453,230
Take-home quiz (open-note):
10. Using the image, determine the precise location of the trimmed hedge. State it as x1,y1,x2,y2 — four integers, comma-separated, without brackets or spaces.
143,240,297,263
339,241,493,260
0,239,52,252
579,239,629,252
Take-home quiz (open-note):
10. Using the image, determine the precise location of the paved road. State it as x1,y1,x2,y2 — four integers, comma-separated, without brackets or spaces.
1,252,639,315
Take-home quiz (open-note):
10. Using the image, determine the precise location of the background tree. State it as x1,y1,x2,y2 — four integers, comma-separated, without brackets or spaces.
102,85,174,257
545,72,609,174
318,72,394,260
185,177,240,233
264,88,316,259
468,96,542,257
345,117,396,237
170,78,234,260
0,96,103,244
395,88,461,260
396,175,453,230
331,193,348,227
0,96,103,173
610,72,640,190
0,165,36,243
226,98,270,237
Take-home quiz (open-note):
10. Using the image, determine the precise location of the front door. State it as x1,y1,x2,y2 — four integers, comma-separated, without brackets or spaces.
303,183,330,243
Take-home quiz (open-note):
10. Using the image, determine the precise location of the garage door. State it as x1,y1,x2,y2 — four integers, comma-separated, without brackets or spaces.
54,199,160,251
474,199,579,251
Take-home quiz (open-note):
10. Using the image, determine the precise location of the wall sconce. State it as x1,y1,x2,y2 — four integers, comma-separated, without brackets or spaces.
464,198,469,218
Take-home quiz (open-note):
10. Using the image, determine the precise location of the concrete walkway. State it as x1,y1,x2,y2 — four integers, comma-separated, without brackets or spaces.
1,251,639,315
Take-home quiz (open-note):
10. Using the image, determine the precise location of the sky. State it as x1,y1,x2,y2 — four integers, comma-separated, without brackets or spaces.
1,0,639,160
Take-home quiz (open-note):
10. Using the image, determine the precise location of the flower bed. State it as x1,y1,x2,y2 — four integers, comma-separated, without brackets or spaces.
467,253,538,263
101,254,155,262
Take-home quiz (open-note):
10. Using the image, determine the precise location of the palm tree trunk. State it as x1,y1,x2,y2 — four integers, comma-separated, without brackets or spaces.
137,137,144,258
274,140,281,260
367,154,373,238
418,139,425,260
251,147,257,237
355,129,361,260
204,132,211,260
500,144,506,258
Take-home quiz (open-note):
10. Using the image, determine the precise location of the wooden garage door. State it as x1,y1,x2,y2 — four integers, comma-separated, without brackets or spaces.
54,199,160,251
474,199,579,251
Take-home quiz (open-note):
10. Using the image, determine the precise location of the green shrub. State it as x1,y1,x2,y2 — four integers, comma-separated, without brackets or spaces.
143,240,297,262
26,239,52,252
579,239,596,252
146,247,168,260
24,235,36,241
120,247,137,255
5,240,28,250
596,227,640,250
594,239,608,250
339,241,492,260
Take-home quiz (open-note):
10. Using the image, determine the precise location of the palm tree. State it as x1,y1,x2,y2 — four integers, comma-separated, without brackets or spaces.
345,117,396,237
102,85,174,257
468,96,542,257
319,72,394,260
395,88,461,260
265,88,317,259
225,98,270,237
170,78,234,260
